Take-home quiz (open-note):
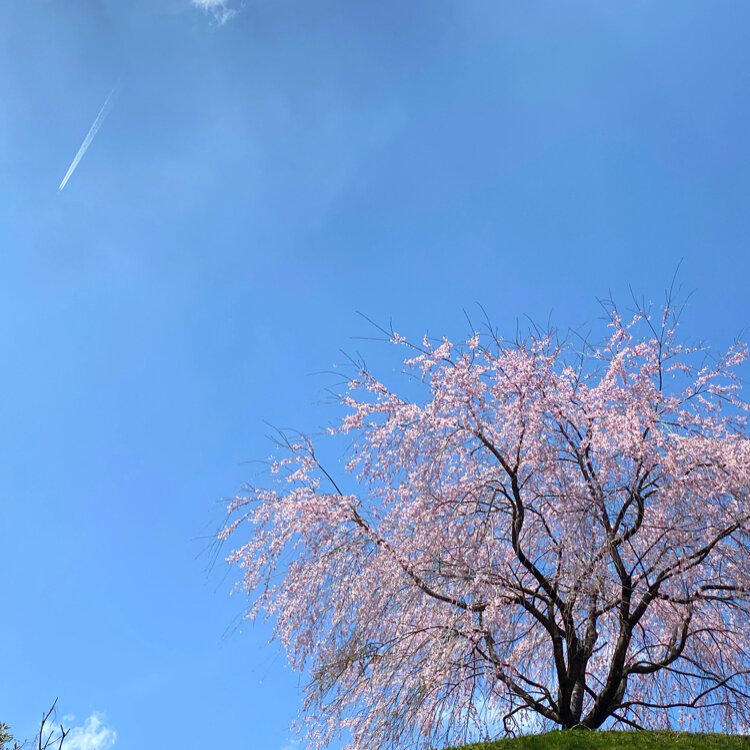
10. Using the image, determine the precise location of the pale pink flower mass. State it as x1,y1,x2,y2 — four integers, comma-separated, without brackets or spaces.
222,300,750,749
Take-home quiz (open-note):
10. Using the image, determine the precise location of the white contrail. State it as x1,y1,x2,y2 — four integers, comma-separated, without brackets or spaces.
58,88,116,192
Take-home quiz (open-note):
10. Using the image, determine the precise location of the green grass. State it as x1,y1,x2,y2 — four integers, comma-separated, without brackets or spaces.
445,730,750,750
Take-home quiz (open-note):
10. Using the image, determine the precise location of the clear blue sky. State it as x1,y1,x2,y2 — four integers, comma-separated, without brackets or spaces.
1,1,749,748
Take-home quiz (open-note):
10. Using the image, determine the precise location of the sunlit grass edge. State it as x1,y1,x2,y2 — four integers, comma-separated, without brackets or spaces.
443,730,750,750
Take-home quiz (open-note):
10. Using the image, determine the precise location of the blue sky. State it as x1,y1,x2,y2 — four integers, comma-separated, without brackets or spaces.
1,1,749,748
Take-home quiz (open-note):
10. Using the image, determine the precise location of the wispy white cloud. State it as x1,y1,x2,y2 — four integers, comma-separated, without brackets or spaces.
191,0,239,26
63,713,117,750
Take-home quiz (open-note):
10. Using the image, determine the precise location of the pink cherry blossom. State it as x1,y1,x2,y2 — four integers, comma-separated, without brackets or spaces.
221,301,750,749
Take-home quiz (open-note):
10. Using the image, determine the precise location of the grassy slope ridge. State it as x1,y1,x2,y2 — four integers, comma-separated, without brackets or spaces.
445,731,750,750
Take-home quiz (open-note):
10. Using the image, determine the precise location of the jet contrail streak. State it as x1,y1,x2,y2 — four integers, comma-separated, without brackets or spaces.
58,88,116,192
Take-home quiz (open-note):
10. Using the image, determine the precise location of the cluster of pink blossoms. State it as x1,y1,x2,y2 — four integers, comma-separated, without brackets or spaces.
222,304,750,750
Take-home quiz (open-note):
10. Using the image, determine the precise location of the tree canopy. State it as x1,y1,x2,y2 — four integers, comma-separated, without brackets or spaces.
221,300,750,750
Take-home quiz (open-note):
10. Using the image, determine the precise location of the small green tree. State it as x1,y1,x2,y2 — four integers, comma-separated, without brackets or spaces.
1,701,68,750
0,722,20,750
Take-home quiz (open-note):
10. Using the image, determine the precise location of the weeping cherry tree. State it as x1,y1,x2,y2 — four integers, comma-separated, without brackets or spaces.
221,299,750,749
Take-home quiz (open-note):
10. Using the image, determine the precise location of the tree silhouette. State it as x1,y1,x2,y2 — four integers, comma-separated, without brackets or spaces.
222,296,750,749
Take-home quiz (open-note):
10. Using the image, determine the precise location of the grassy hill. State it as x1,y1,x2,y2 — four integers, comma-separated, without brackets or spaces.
446,731,750,750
